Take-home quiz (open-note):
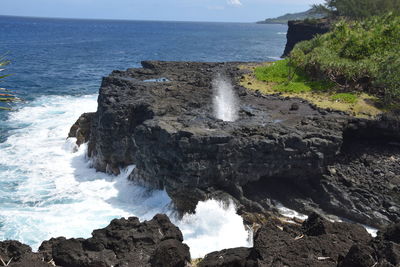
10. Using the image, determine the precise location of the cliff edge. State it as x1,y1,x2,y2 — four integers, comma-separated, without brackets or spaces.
282,19,331,57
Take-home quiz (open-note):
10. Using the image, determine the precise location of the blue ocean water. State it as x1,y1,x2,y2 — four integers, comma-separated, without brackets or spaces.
0,15,287,257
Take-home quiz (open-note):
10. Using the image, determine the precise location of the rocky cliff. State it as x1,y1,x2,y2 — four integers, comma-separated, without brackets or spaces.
282,19,331,57
69,61,400,228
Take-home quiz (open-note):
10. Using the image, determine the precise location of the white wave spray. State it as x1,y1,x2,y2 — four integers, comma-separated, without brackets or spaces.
0,94,251,257
212,75,239,122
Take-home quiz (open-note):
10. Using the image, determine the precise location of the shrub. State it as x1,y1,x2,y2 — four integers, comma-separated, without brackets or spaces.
290,13,400,104
313,0,400,19
375,55,400,104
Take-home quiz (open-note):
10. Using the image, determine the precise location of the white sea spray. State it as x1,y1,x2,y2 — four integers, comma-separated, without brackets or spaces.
212,75,239,122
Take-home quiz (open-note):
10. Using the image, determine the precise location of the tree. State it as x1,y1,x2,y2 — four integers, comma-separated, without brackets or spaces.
313,0,400,19
0,57,18,110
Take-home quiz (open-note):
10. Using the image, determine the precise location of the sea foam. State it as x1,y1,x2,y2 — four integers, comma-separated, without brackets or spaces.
0,94,251,257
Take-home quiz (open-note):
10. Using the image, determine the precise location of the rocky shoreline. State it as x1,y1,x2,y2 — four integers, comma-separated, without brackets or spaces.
2,213,400,266
3,60,399,266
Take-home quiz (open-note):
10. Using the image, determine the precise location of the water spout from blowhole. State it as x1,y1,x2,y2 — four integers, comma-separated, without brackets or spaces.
212,74,239,122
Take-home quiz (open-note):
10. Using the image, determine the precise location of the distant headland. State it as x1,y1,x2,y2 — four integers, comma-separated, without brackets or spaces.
256,8,324,24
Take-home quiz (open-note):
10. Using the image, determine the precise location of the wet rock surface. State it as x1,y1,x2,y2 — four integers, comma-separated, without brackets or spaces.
73,61,400,228
0,214,190,267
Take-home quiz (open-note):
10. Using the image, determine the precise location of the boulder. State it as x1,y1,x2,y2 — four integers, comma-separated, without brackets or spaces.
199,247,257,267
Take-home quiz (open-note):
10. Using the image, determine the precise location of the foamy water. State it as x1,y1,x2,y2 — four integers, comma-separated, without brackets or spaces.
0,94,251,258
212,75,239,122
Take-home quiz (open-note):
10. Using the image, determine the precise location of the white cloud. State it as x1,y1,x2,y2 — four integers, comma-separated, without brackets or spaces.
227,0,242,6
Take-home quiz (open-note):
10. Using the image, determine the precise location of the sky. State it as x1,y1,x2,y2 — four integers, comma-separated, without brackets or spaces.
1,0,325,22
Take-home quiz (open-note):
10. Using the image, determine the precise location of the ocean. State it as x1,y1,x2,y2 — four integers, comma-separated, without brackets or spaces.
0,15,287,258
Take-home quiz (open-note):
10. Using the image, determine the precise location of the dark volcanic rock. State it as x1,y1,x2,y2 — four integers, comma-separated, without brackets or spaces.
44,214,190,267
72,61,400,227
199,247,257,267
254,213,371,266
282,19,331,57
200,213,372,267
0,214,189,267
83,61,346,210
68,112,95,146
339,223,400,267
0,240,52,267
150,239,191,267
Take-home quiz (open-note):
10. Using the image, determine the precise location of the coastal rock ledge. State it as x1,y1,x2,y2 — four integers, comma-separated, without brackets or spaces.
70,61,400,227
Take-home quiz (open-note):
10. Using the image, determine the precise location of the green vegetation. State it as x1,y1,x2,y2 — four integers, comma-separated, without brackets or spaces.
254,59,334,93
0,57,18,110
240,61,383,118
313,0,400,19
331,93,357,103
290,13,400,105
248,0,400,116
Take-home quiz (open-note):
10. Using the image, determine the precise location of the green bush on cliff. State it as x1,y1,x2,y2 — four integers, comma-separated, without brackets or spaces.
376,55,400,104
290,13,400,104
313,0,400,19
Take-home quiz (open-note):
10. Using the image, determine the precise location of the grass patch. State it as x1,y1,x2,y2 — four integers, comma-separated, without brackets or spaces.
254,59,335,93
331,93,358,103
239,62,384,118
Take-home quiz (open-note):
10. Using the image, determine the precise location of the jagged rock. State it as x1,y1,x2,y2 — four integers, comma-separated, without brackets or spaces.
338,244,376,267
198,247,257,267
0,214,190,267
42,214,190,267
68,112,94,146
200,213,372,267
150,239,191,267
0,240,52,267
71,61,400,227
339,223,400,267
4,214,400,267
254,213,371,266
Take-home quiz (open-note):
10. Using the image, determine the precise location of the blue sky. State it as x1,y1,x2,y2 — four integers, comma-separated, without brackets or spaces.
2,0,325,22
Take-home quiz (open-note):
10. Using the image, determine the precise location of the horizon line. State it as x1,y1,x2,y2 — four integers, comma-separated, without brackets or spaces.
0,14,272,24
